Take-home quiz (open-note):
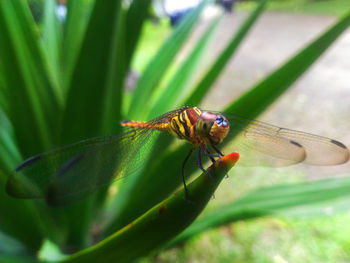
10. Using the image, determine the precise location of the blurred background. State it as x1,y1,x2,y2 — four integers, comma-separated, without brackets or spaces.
1,0,350,262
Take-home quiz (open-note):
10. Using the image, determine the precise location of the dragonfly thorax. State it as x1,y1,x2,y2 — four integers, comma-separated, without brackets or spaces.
196,111,230,145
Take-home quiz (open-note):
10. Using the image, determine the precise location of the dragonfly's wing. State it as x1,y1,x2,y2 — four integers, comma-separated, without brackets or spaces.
6,128,162,205
6,135,118,199
227,130,307,167
224,114,349,167
7,108,180,205
46,128,164,205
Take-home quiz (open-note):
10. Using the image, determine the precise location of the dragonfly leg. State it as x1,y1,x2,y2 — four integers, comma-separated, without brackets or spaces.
201,146,217,199
202,145,218,164
210,144,224,156
182,146,195,199
197,145,213,179
210,144,229,178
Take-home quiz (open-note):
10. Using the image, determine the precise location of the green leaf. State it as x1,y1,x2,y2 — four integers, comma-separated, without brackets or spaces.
61,153,239,263
100,9,126,134
127,0,207,120
0,231,38,262
42,0,62,90
62,0,93,92
0,107,21,172
0,256,36,263
61,0,123,143
168,175,350,247
0,5,67,249
0,172,47,251
38,240,67,263
124,0,153,71
184,0,268,106
148,15,222,119
0,0,62,156
0,230,33,254
58,0,125,250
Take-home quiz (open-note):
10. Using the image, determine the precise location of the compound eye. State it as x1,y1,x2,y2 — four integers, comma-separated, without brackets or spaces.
216,115,228,127
216,116,223,124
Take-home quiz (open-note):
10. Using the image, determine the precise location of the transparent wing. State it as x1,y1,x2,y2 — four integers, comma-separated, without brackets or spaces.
6,128,159,204
6,108,182,205
222,114,349,167
47,128,167,205
6,135,117,198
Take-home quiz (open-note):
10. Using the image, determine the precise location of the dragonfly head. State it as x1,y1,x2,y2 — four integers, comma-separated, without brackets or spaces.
196,111,229,145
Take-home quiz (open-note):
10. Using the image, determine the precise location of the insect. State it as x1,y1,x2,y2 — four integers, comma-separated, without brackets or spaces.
6,106,349,205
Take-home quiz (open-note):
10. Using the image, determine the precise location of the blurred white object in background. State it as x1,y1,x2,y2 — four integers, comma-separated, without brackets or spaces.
163,0,201,14
56,0,67,22
163,0,201,26
154,0,235,26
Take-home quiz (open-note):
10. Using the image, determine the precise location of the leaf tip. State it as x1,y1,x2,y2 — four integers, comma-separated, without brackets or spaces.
219,152,240,167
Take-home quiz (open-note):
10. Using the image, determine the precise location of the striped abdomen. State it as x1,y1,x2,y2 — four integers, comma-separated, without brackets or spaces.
121,107,202,144
168,107,202,143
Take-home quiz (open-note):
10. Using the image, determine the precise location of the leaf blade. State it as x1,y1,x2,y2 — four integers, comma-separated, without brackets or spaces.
184,0,268,106
127,0,207,120
61,153,239,263
0,0,62,156
168,175,350,246
61,0,123,143
148,15,222,118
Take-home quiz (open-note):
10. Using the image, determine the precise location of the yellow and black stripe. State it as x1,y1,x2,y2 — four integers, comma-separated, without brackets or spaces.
168,107,202,142
121,107,203,144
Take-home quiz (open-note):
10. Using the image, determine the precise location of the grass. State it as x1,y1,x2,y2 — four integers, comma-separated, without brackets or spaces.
142,213,350,263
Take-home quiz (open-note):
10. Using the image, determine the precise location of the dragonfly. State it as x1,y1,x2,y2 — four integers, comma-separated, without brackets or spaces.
6,106,350,205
